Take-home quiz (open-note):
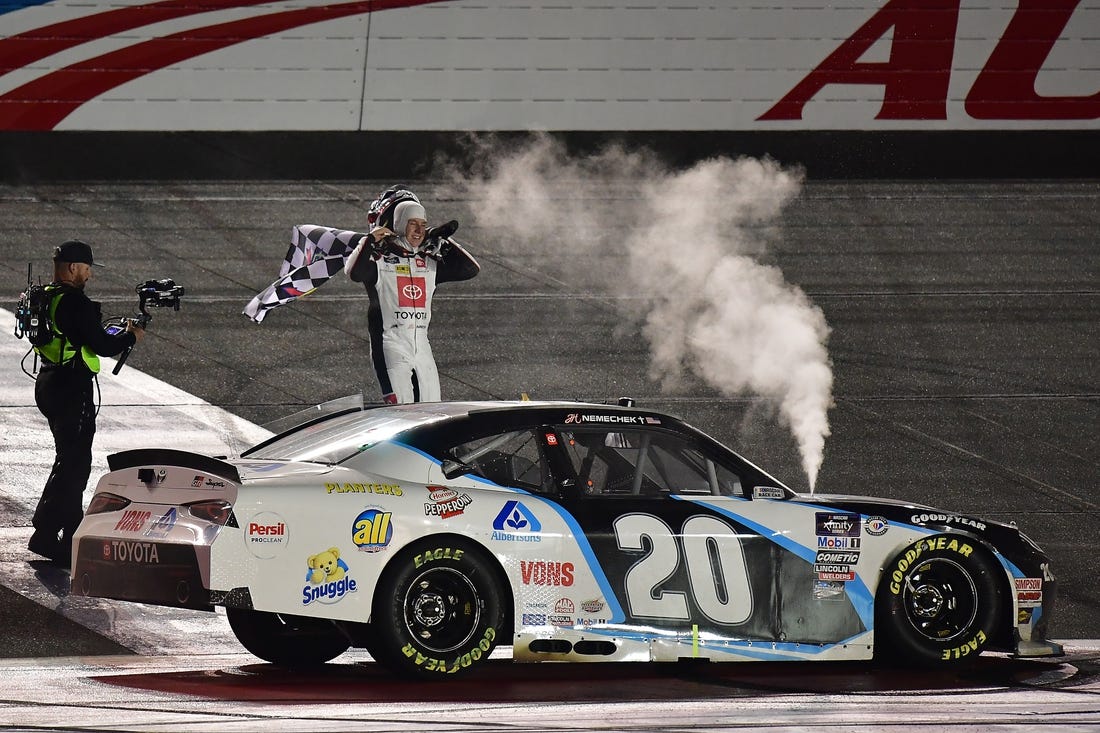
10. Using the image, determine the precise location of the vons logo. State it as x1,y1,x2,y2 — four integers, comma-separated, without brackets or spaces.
424,486,472,519
115,509,151,533
352,508,393,552
520,560,574,586
246,511,289,559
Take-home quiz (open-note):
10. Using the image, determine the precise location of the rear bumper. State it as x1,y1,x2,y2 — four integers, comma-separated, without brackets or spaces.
70,536,212,611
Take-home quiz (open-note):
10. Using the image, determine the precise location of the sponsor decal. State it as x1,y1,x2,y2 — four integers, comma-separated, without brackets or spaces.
1018,608,1034,625
204,478,227,488
398,277,427,307
521,613,546,625
104,539,160,564
325,482,403,496
817,535,861,549
395,264,410,275
245,511,289,559
581,599,605,614
384,254,400,264
549,615,572,627
554,598,575,614
1015,578,1043,608
115,509,151,533
491,500,542,542
814,579,847,600
424,486,472,519
909,513,986,532
545,432,558,446
818,570,856,581
413,546,464,568
415,257,426,268
352,508,393,552
816,512,861,537
865,516,889,536
816,551,860,565
400,626,496,674
302,547,358,606
1041,562,1055,582
144,508,177,539
753,486,785,500
563,413,654,425
942,630,987,661
888,536,974,595
520,560,574,586
191,475,204,487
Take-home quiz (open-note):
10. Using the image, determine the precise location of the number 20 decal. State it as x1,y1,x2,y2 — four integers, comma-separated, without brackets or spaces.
614,513,752,625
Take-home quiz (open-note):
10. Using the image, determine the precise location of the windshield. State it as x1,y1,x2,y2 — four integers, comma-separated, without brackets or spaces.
246,408,444,464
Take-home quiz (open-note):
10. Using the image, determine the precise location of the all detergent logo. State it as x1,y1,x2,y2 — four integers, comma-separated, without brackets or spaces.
302,547,358,606
246,511,289,559
491,500,542,543
352,508,393,552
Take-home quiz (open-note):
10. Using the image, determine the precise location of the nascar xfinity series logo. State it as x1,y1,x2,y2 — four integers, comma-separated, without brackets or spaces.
492,501,542,542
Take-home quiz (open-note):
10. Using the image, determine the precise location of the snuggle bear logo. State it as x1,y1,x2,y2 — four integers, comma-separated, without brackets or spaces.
302,546,358,606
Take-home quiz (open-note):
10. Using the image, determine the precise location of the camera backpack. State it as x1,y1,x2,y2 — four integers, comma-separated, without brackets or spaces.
14,283,56,347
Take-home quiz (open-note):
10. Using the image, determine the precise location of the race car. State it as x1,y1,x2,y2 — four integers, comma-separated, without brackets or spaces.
70,399,1061,677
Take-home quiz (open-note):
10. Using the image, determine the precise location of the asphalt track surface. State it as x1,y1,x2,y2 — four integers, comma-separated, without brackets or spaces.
0,177,1097,730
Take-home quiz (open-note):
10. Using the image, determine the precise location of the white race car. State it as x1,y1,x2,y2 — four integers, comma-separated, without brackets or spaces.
71,400,1061,677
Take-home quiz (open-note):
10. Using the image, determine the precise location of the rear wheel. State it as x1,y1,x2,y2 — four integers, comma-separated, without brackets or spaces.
226,608,350,667
877,535,1005,666
370,539,505,678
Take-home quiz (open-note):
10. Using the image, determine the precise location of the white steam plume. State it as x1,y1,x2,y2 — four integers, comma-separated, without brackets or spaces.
446,136,833,490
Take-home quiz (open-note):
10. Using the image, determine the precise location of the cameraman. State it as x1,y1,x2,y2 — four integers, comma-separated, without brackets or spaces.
29,240,143,567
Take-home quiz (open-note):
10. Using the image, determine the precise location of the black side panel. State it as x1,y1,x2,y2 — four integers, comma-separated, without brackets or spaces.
107,448,241,483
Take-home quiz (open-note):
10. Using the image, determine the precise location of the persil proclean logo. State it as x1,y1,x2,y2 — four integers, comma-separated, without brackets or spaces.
246,511,289,559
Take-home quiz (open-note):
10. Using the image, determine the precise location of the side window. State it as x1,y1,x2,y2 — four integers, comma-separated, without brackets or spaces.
558,428,743,498
449,430,549,493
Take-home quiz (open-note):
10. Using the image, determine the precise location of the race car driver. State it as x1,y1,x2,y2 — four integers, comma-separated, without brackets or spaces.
346,190,479,404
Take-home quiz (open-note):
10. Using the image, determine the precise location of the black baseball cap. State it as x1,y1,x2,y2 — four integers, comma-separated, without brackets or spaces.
53,239,104,267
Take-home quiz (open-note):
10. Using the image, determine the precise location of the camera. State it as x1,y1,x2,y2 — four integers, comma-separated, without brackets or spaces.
104,278,185,373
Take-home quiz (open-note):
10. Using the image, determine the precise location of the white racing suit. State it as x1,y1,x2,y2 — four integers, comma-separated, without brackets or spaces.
347,235,479,403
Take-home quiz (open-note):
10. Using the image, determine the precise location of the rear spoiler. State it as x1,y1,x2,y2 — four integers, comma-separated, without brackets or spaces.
107,449,241,483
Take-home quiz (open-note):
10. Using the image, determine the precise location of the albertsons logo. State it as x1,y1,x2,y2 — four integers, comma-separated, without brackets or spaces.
492,500,542,543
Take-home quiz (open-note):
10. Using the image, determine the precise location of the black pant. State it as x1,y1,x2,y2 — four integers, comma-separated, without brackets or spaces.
33,366,96,543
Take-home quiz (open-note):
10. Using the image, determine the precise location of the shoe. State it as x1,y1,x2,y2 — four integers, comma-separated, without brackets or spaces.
28,530,62,561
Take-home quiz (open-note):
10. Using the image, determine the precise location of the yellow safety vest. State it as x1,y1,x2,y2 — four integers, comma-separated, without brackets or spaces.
33,285,101,373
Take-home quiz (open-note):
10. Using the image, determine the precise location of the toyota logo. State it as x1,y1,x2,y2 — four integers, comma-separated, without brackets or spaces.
402,284,424,299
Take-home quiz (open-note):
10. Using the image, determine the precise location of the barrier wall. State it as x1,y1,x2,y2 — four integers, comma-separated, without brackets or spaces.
1,1,1096,178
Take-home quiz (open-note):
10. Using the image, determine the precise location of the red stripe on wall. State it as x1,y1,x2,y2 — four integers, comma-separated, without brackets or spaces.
0,0,441,130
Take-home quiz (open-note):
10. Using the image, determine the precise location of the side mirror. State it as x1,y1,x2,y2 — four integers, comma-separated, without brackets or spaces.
441,459,471,480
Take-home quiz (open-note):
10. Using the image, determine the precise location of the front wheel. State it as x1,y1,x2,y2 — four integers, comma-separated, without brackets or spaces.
877,535,1005,666
370,539,506,678
225,608,350,667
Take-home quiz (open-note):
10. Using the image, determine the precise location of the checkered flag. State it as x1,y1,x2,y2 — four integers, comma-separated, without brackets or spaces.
243,224,369,323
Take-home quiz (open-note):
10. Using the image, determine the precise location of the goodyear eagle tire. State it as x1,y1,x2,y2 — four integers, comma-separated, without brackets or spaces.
371,539,505,679
226,608,350,667
877,534,1005,666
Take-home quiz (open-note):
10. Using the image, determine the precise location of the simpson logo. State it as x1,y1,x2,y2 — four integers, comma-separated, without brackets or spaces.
424,486,472,519
1015,577,1043,608
352,508,393,552
491,500,542,542
816,512,861,537
246,511,289,559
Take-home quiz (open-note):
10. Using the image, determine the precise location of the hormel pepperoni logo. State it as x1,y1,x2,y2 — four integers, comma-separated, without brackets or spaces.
424,486,473,519
398,277,426,307
520,561,574,586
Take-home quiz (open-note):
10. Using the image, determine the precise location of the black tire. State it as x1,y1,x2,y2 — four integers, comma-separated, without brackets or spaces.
225,608,350,667
370,539,506,679
876,534,1005,666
